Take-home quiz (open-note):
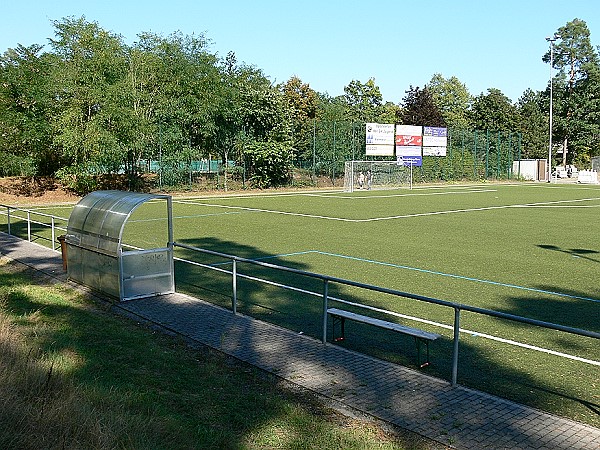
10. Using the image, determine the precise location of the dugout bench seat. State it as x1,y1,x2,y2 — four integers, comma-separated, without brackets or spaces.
327,308,441,368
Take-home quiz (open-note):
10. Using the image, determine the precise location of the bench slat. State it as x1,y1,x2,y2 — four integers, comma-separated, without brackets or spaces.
327,308,440,341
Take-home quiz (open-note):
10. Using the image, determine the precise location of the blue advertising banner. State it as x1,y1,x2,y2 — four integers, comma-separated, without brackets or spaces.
423,126,447,137
397,155,422,167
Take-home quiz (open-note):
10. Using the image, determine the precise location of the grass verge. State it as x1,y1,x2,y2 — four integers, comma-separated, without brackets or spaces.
0,257,444,450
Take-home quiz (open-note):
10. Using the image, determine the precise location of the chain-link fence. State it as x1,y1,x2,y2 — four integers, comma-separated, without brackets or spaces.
138,122,522,190
295,121,522,186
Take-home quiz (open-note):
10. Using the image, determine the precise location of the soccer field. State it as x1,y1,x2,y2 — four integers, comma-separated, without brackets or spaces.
3,182,600,426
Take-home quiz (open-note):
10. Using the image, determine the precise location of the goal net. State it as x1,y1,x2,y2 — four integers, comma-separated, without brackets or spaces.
343,160,411,192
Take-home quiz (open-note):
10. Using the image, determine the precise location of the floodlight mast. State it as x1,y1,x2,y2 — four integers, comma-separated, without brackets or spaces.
546,33,560,182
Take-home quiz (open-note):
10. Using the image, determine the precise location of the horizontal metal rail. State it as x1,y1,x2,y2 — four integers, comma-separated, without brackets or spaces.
1,204,69,249
174,241,600,386
2,206,597,388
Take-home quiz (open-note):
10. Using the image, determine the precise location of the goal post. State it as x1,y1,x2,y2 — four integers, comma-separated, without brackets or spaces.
343,160,411,192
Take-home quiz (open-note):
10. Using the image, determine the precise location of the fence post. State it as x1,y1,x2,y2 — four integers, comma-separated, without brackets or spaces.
232,259,237,315
452,307,461,386
322,279,329,344
27,211,31,241
51,217,56,250
7,207,10,235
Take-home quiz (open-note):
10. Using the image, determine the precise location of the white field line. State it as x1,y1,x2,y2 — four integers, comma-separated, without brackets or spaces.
128,211,242,222
173,196,600,222
245,250,600,365
168,183,501,202
303,188,497,199
379,309,600,366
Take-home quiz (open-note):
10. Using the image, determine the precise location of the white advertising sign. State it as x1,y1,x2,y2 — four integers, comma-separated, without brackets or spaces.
365,123,395,145
396,145,422,157
396,125,422,136
422,135,448,147
423,146,447,157
366,144,395,156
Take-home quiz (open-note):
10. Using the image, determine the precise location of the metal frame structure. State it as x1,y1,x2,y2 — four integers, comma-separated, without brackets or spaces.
65,190,174,301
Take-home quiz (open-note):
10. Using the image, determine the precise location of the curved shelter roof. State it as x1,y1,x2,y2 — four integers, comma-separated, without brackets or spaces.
67,190,170,255
66,190,174,301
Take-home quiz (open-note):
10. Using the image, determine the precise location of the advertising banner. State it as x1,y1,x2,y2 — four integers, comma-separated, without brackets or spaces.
366,123,395,145
423,146,447,157
366,144,395,156
396,145,422,157
422,127,447,156
395,134,423,146
399,155,422,166
423,126,447,137
396,125,422,136
422,135,448,147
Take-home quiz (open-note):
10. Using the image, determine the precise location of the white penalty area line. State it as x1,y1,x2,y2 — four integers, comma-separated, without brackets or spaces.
305,188,497,199
172,196,600,223
172,199,359,222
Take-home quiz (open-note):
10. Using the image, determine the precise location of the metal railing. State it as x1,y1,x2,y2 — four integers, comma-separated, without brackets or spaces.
2,205,598,387
173,242,600,386
0,204,69,250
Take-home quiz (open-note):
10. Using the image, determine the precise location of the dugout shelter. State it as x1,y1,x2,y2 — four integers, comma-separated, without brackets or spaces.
65,190,174,301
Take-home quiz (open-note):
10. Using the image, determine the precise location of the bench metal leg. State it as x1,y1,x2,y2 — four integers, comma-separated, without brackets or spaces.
414,337,431,368
331,315,346,342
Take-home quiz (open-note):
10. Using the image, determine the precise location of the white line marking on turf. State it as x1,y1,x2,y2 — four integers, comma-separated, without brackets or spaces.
254,250,600,304
354,304,600,366
173,196,600,223
249,251,600,365
128,211,242,222
303,188,497,199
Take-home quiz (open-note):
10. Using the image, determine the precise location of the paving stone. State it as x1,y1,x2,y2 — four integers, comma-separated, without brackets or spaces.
2,231,600,450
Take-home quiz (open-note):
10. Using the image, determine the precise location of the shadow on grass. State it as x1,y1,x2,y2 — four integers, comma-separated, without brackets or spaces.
538,243,600,264
0,259,440,449
166,236,600,444
3,232,598,448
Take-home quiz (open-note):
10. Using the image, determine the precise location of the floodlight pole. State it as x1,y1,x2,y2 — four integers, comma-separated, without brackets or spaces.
546,34,559,182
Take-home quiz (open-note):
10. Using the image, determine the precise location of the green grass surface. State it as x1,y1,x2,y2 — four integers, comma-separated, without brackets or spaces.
0,259,438,449
2,182,599,427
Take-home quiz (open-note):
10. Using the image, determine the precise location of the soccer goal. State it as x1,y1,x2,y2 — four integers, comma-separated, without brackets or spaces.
343,160,411,192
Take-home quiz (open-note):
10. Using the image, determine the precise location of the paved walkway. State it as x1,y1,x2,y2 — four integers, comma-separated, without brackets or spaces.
1,232,599,450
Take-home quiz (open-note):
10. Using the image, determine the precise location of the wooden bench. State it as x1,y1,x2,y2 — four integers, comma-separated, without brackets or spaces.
327,308,441,368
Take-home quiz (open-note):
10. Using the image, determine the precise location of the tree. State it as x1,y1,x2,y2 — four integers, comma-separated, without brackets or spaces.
543,18,600,166
516,89,548,159
244,141,293,188
280,76,318,162
0,44,56,175
568,60,600,166
48,16,129,174
343,78,384,123
399,85,445,126
427,73,473,129
470,88,517,131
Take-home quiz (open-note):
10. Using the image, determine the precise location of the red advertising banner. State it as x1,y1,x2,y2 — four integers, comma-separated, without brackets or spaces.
395,135,423,146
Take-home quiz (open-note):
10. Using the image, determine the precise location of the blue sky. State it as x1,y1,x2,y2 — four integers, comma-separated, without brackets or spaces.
2,1,599,103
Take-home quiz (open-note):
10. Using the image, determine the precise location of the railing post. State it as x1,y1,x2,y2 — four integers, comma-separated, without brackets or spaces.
51,217,56,250
27,211,31,241
232,259,237,315
452,307,461,386
322,279,329,343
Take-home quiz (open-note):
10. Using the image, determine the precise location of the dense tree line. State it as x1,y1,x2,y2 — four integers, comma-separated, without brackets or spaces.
0,17,598,191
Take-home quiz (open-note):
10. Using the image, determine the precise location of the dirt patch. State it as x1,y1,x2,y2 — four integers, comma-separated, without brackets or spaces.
0,174,340,206
0,177,80,205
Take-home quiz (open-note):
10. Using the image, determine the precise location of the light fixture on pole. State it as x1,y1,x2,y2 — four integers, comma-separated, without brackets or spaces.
546,34,560,182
